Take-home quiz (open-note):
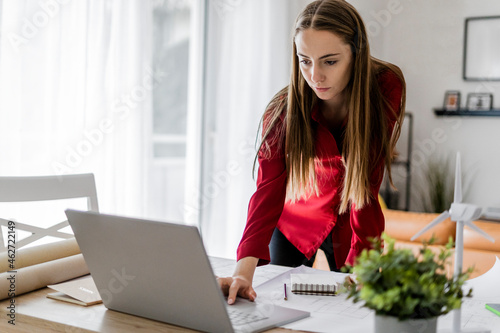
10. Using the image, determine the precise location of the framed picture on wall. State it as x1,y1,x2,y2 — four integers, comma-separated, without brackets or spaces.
463,16,500,81
466,93,493,111
443,91,461,111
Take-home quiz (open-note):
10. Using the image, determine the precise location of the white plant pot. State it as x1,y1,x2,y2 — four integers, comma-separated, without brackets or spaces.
375,314,437,333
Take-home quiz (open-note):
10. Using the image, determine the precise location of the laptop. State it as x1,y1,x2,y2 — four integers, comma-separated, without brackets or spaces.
65,209,309,333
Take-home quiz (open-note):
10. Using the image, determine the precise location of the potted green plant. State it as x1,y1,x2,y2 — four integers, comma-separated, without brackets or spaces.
343,233,472,333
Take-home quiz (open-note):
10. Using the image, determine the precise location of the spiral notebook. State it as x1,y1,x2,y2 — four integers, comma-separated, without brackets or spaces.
290,273,338,296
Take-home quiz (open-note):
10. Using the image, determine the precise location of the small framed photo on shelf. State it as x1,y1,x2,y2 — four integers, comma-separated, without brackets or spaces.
466,93,493,111
443,91,461,111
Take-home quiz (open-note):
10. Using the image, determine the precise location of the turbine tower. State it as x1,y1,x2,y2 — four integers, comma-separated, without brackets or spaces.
411,152,494,333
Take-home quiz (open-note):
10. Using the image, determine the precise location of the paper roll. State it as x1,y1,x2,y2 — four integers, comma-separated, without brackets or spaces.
0,254,89,300
0,238,81,273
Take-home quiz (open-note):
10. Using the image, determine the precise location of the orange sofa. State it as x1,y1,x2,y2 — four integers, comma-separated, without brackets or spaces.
314,209,500,279
382,209,500,279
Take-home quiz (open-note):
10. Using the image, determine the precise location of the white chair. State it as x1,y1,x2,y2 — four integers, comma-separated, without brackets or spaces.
0,173,99,251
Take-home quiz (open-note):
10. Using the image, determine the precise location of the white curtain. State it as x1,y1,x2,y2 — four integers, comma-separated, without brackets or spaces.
199,0,312,258
0,0,153,217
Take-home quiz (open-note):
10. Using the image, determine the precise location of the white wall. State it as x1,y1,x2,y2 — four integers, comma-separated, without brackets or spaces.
350,0,500,210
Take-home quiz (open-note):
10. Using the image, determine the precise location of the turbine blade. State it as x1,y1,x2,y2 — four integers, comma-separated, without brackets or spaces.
465,221,495,243
454,152,462,203
411,211,450,241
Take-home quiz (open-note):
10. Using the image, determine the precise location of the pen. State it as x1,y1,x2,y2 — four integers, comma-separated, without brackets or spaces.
284,283,287,301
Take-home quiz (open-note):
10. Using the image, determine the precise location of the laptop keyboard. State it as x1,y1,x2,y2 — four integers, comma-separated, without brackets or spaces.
227,308,269,326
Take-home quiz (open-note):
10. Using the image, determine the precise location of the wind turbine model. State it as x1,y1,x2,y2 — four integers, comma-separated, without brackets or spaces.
411,152,494,333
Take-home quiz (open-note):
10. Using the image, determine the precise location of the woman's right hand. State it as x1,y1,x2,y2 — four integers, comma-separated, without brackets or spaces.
217,256,259,305
217,275,256,304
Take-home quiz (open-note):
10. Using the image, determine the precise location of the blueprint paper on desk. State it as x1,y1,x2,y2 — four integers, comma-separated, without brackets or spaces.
437,256,500,333
209,257,500,333
464,256,500,301
255,259,500,333
254,265,374,333
209,257,373,332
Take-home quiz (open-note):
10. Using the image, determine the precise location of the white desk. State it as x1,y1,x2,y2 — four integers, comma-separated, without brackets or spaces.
1,257,499,333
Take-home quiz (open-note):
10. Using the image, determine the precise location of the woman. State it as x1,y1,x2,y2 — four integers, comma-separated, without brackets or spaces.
219,0,406,305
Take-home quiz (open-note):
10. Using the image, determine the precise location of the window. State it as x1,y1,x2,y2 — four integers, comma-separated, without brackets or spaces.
147,0,193,222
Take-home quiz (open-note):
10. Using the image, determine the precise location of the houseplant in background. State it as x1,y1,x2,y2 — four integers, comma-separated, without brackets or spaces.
343,233,472,333
419,155,454,213
416,154,472,214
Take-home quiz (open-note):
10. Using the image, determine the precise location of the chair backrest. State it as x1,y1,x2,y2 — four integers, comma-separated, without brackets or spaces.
0,173,99,251
0,174,99,210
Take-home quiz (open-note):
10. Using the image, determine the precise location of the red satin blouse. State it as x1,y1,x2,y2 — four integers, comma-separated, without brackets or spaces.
237,69,403,268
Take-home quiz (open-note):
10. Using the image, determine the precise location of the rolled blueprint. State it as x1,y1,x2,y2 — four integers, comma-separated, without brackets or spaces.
0,254,89,300
0,238,81,273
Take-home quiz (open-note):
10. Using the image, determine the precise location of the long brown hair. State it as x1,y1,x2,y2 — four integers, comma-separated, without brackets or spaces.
256,0,406,214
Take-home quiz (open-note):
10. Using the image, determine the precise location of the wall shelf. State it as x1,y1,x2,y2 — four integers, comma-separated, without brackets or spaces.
434,108,500,116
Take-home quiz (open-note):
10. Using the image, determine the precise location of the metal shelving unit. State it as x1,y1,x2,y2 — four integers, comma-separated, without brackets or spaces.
381,112,413,211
